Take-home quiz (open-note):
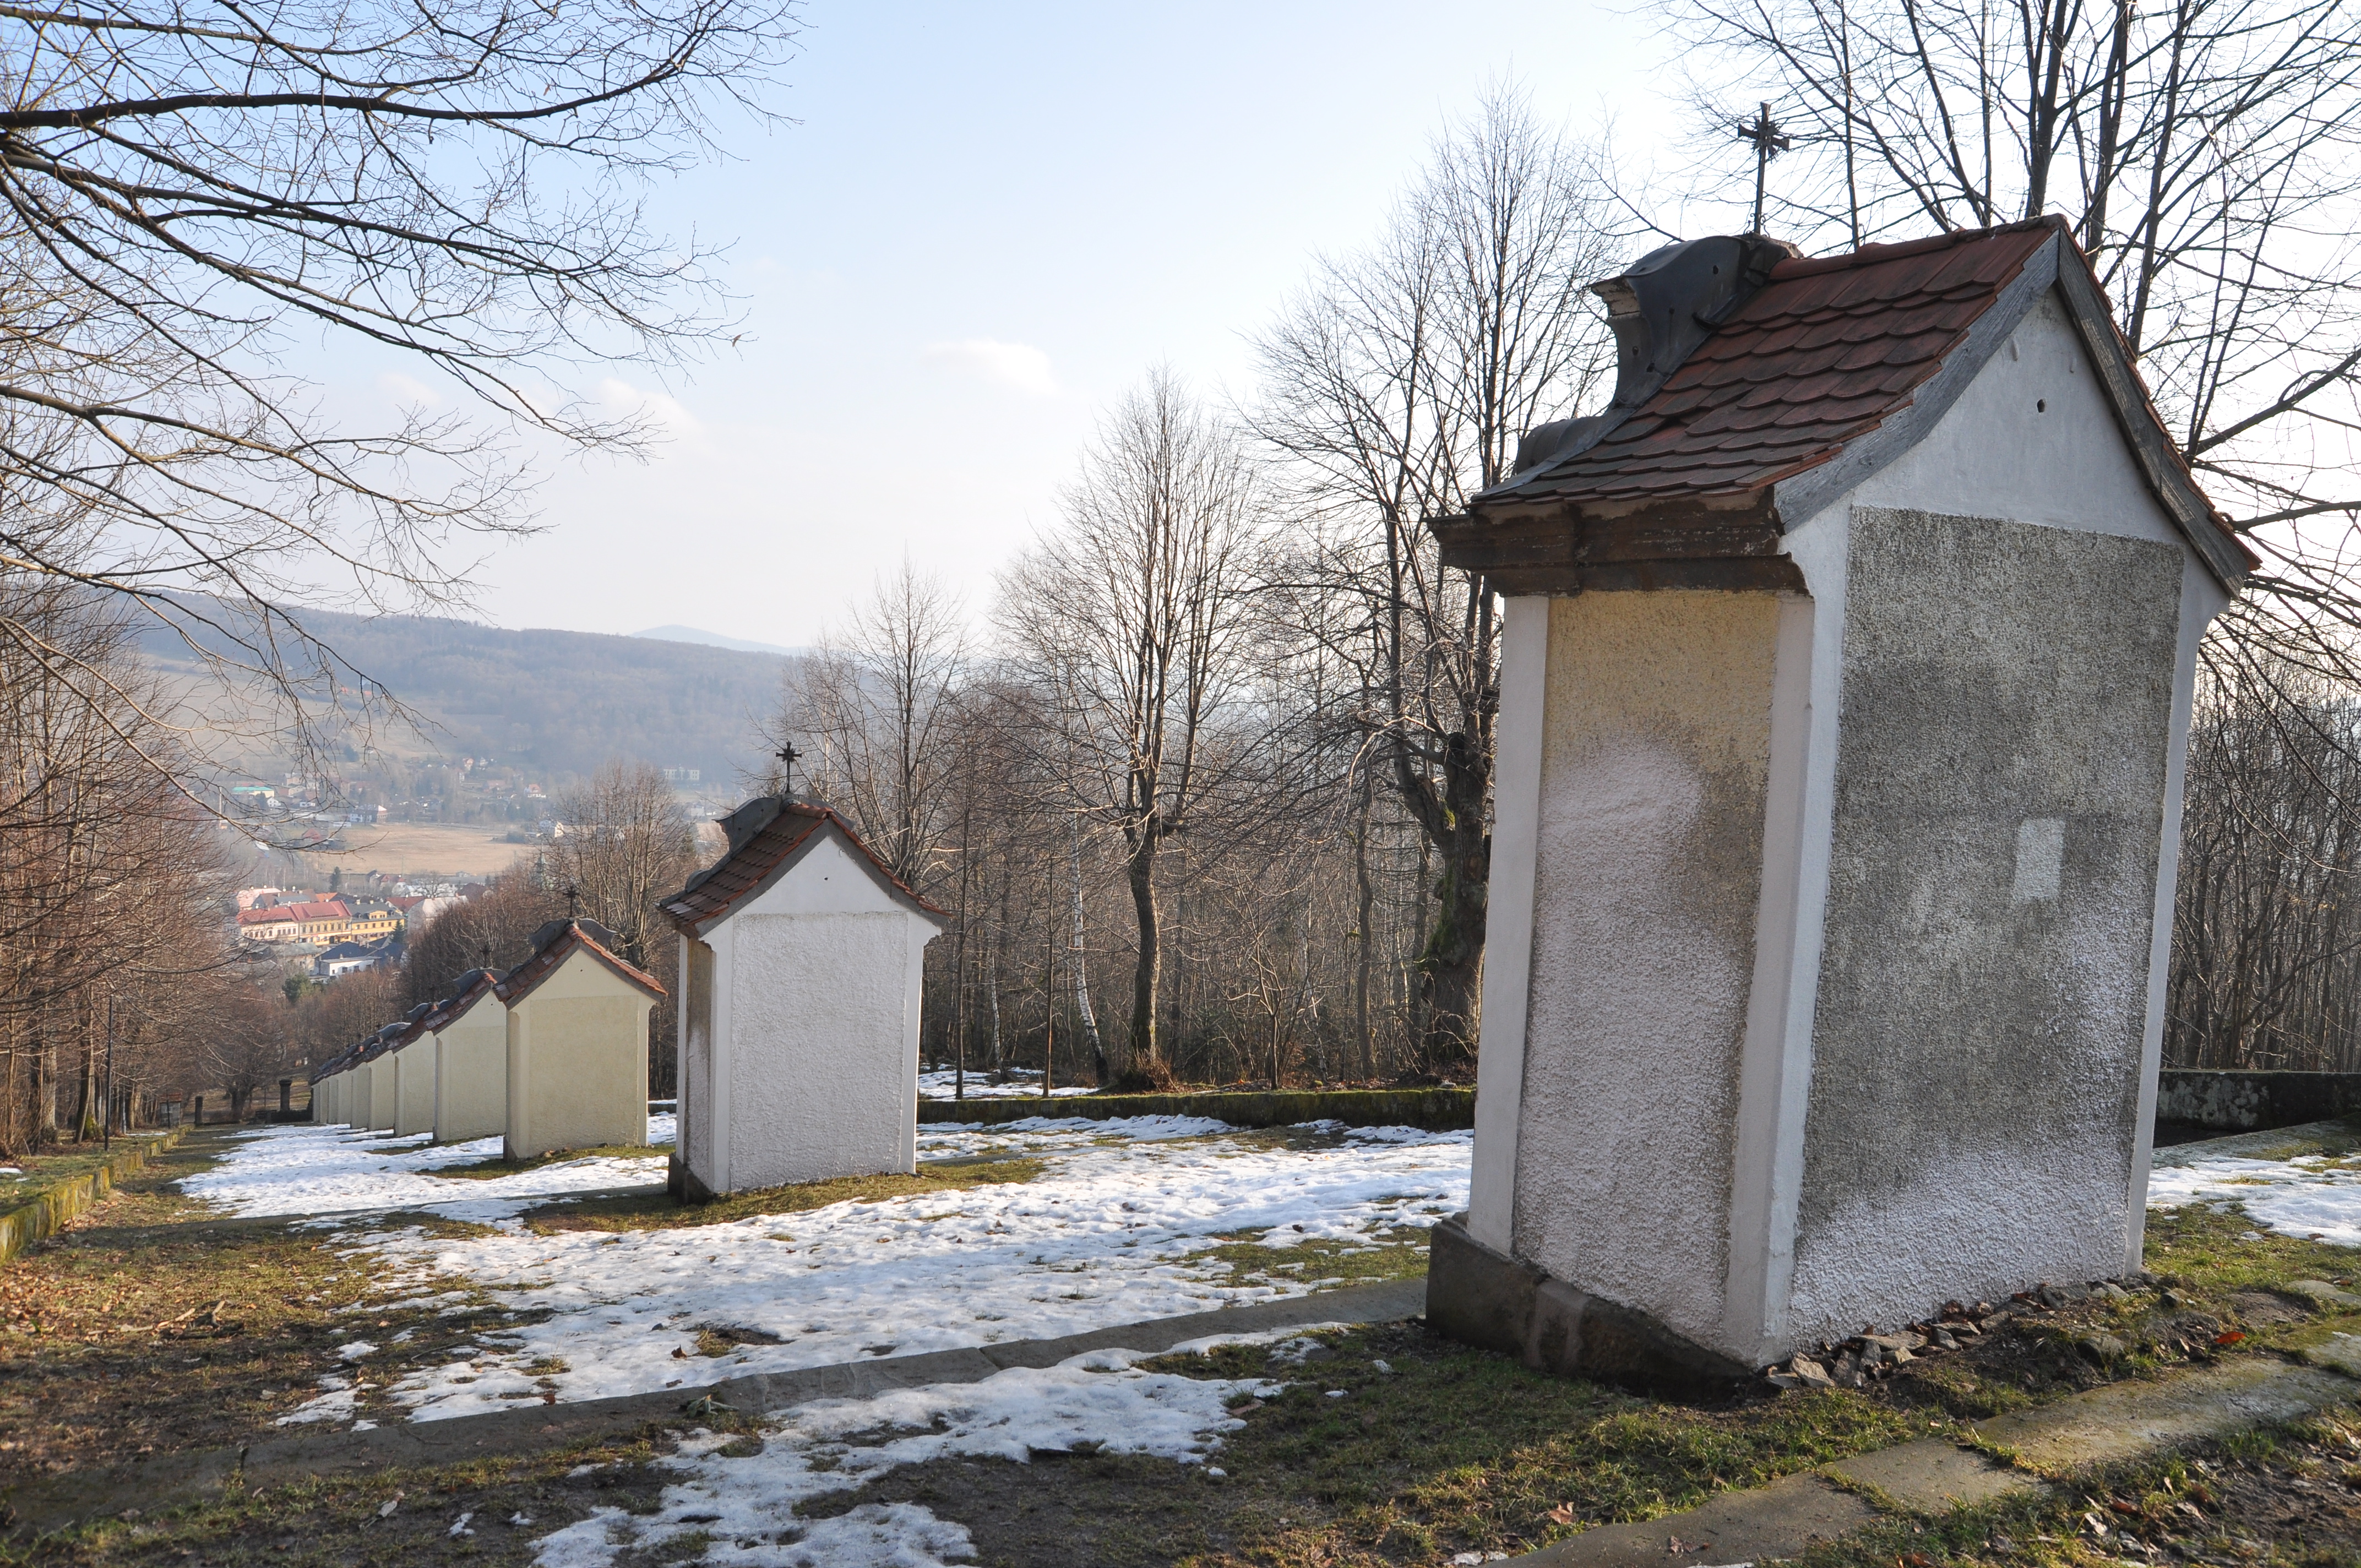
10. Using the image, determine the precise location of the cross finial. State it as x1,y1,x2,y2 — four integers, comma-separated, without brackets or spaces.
1736,101,1791,234
564,883,580,919
775,741,801,797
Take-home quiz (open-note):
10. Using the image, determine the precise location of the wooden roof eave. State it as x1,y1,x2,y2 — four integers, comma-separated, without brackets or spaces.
1436,488,1799,597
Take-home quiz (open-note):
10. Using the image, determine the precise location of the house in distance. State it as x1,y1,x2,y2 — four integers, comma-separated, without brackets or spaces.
660,795,948,1200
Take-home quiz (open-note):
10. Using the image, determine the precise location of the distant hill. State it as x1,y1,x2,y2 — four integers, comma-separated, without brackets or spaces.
633,624,810,658
141,605,799,785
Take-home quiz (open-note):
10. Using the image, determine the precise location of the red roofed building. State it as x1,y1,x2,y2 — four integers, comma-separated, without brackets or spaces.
1429,219,2248,1390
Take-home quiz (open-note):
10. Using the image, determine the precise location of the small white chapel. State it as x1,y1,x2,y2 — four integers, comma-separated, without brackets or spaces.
659,794,947,1200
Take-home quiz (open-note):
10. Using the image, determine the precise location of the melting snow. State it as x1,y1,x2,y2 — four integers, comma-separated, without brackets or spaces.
530,1341,1283,1568
182,1117,675,1224
374,1117,1465,1419
916,1069,1094,1101
2148,1150,2361,1245
193,1114,1467,1425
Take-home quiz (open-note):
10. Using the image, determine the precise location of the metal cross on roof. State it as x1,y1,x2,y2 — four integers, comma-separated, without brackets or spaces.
1736,101,1792,235
775,741,801,796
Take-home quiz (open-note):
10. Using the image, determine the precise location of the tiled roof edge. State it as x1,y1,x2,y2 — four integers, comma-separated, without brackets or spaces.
660,800,949,938
494,920,666,1006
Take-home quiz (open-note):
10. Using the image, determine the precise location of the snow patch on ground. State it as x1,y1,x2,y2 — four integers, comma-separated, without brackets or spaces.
916,1069,1094,1101
531,1345,1278,1568
193,1114,1467,1427
2147,1152,2361,1245
183,1118,674,1223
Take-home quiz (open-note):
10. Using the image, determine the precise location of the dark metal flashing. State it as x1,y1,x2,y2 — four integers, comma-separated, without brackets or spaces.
1503,235,1799,485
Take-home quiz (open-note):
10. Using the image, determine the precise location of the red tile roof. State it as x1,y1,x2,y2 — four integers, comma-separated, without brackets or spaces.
660,797,946,938
426,968,502,1031
237,898,348,926
1439,216,2251,592
494,919,665,1006
1497,222,2057,511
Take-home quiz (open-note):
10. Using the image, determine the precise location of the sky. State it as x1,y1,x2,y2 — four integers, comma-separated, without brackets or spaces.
392,2,1755,646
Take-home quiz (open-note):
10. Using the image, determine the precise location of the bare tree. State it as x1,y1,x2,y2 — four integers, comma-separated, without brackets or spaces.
760,560,967,889
1674,0,2361,668
997,371,1281,1079
0,0,802,809
549,760,697,1091
2169,657,2361,1071
1247,88,1622,1069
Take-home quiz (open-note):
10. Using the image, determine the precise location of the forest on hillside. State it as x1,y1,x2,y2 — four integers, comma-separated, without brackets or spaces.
139,605,796,790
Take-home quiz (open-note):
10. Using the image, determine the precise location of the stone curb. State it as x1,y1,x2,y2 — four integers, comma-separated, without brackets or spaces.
918,1087,1473,1131
0,1126,188,1267
2149,1116,2361,1167
1513,1354,2361,1565
4,1277,1427,1535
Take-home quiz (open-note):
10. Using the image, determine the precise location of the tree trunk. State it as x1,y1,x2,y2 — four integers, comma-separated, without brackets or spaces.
1352,771,1375,1079
1125,830,1162,1066
73,996,99,1142
1415,731,1489,1074
1071,827,1105,1084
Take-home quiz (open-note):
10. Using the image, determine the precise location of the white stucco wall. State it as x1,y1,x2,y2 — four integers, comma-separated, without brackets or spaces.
393,1036,437,1136
504,946,653,1160
434,992,508,1143
1513,589,1785,1351
681,832,938,1196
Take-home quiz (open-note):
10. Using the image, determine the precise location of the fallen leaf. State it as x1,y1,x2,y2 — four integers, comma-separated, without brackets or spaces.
2215,1330,2246,1346
1546,1504,1578,1526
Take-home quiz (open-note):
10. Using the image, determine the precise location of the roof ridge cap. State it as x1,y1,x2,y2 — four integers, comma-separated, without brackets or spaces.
1771,215,2061,280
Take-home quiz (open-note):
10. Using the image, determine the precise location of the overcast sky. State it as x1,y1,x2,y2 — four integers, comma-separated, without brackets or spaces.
412,3,1756,646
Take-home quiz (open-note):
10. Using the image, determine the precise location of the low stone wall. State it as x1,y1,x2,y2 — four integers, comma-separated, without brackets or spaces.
917,1087,1473,1131
2157,1070,2361,1133
0,1126,188,1267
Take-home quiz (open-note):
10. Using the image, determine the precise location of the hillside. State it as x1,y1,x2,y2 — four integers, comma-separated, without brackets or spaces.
141,604,799,787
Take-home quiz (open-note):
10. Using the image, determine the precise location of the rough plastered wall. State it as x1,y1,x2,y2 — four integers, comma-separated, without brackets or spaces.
393,1039,436,1136
681,937,715,1182
366,1057,396,1130
505,948,652,1159
434,1000,507,1143
730,912,915,1187
1515,589,1782,1348
1786,507,2181,1340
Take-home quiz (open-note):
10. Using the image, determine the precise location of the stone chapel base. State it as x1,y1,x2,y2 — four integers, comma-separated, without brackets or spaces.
1424,1215,1754,1395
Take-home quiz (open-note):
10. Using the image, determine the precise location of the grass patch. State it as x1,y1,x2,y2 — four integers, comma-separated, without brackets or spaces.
1184,1227,1432,1294
516,1156,1047,1234
4,1423,688,1567
1794,1401,2361,1567
778,1320,1935,1567
0,1136,174,1202
0,1131,536,1488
